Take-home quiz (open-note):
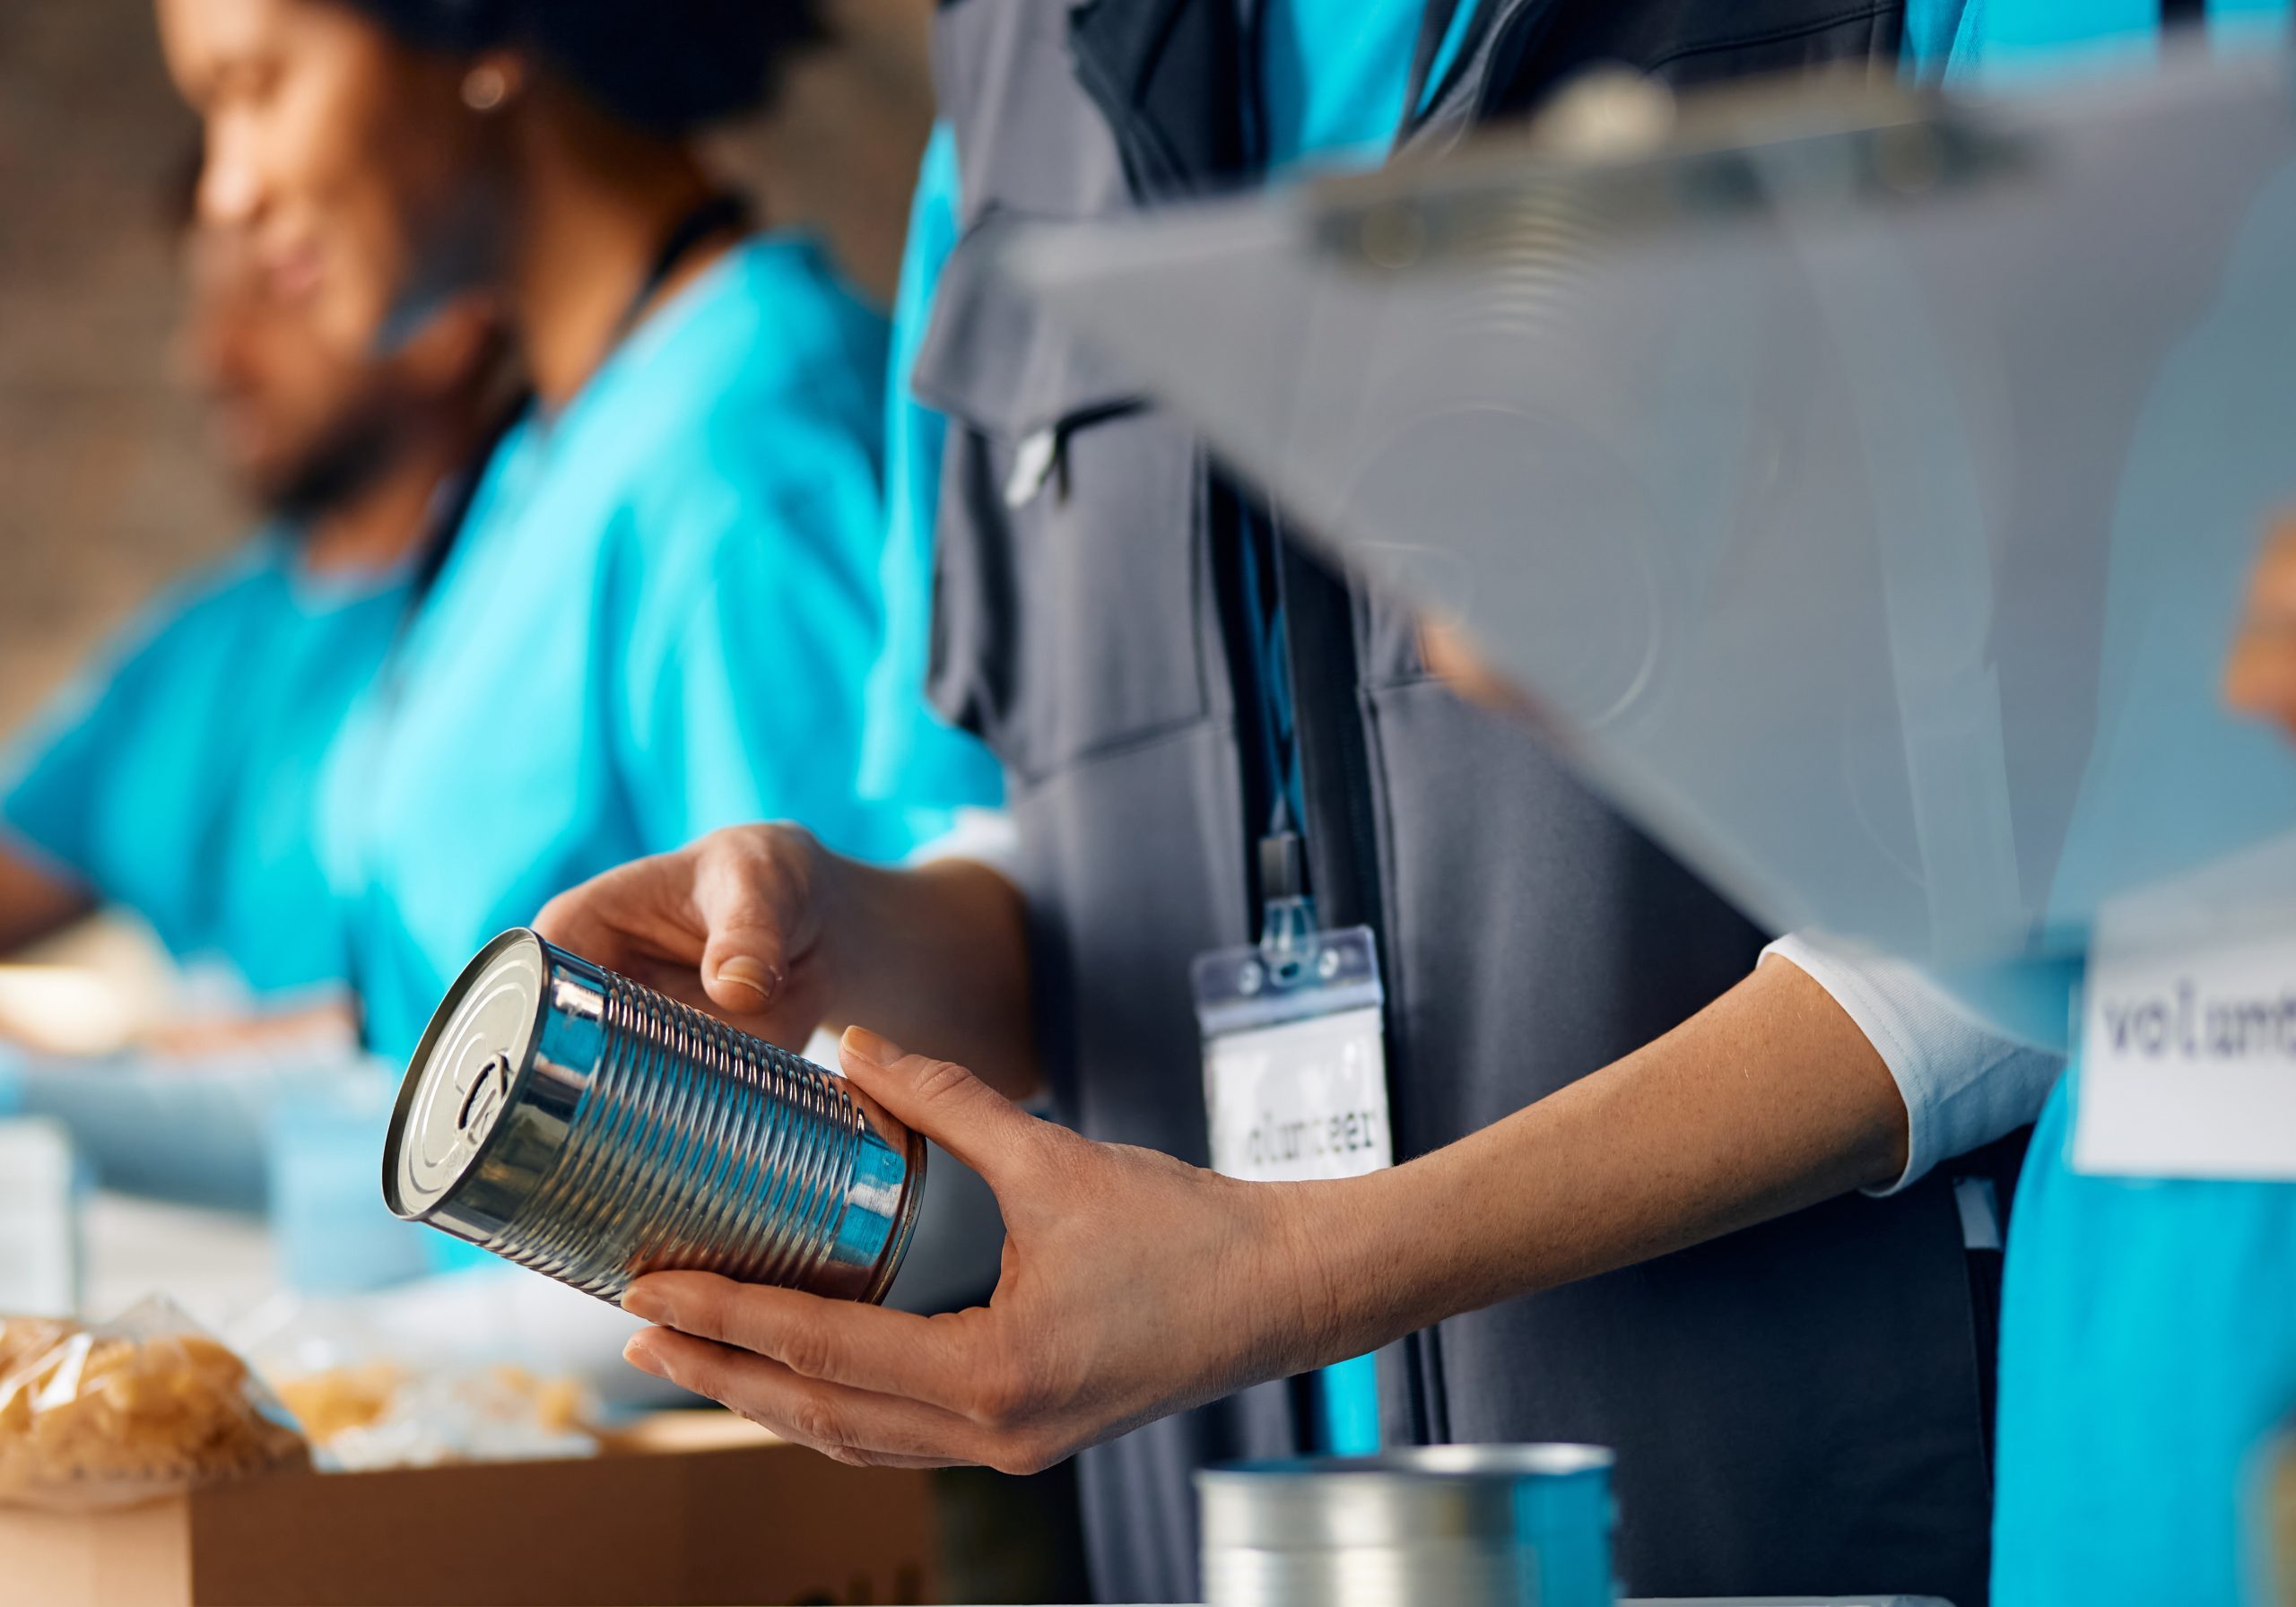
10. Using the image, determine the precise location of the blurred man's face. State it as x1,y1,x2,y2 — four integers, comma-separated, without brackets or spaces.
184,229,404,518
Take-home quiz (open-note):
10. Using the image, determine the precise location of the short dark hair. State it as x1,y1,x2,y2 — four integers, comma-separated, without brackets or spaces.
338,0,828,133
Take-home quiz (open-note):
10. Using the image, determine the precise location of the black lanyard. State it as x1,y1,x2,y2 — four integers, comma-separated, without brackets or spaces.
613,191,752,346
394,190,750,624
399,396,528,620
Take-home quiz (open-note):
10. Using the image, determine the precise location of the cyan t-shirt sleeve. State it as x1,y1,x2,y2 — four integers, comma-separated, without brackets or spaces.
1,675,112,883
858,125,1004,820
0,596,195,888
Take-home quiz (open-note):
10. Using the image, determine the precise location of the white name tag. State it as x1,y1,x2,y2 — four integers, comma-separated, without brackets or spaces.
1205,1006,1395,1183
1194,926,1395,1185
2075,915,2296,1180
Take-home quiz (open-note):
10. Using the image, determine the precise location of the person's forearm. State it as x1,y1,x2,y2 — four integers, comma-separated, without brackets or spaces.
0,846,94,959
612,969,1912,1472
822,855,1039,1099
1288,958,1909,1360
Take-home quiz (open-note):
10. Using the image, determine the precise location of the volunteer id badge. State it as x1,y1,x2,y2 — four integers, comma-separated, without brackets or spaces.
1192,925,1394,1183
2074,867,2296,1180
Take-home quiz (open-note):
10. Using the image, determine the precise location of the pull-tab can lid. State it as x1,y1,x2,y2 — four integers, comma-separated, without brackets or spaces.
383,929,548,1220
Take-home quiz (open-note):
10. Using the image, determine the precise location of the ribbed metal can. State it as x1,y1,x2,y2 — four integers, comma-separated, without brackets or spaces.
380,929,926,1305
1198,1445,1617,1607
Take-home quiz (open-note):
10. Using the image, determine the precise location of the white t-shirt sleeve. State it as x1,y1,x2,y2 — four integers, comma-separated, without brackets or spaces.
898,807,1055,1116
904,805,1022,878
1764,931,2064,1195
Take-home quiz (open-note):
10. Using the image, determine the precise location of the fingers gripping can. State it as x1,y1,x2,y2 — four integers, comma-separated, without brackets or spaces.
381,929,926,1305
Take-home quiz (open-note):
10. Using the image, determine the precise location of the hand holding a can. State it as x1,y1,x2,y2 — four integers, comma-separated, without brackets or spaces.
611,953,1912,1472
618,1026,1364,1473
534,823,842,1049
535,823,1039,1092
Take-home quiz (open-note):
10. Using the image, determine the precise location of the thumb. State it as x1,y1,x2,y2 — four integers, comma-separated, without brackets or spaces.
691,831,817,1015
699,925,789,1015
838,1027,1039,1186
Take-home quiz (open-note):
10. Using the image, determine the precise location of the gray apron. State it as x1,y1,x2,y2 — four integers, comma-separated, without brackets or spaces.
914,3,2008,1601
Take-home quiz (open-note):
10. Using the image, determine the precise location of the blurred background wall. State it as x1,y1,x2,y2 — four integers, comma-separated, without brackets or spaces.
0,0,235,737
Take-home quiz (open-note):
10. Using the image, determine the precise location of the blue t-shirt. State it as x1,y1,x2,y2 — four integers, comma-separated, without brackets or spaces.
1996,1078,2296,1607
1,532,406,999
1258,0,1477,172
1930,0,2289,83
1944,5,2296,1603
323,233,985,1061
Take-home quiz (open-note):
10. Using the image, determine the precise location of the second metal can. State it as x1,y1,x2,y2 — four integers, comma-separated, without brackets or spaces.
380,928,926,1305
1198,1445,1617,1607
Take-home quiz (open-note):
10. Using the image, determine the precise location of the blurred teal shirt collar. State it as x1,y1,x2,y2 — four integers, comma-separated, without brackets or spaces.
1257,0,1479,172
1939,0,2290,82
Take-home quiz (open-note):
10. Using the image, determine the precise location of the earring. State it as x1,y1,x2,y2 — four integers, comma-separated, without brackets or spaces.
461,63,511,114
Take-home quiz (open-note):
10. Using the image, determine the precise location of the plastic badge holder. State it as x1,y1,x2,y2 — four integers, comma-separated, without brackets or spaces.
1194,922,1393,1184
1005,49,2296,1040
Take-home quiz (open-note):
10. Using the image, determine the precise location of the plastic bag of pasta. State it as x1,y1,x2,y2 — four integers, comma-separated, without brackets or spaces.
0,1297,309,1510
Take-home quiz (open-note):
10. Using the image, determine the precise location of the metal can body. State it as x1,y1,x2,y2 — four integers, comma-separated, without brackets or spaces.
382,929,925,1305
1198,1445,1617,1607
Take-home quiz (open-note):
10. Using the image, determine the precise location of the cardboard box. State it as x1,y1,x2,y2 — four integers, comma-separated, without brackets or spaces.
0,1412,940,1607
